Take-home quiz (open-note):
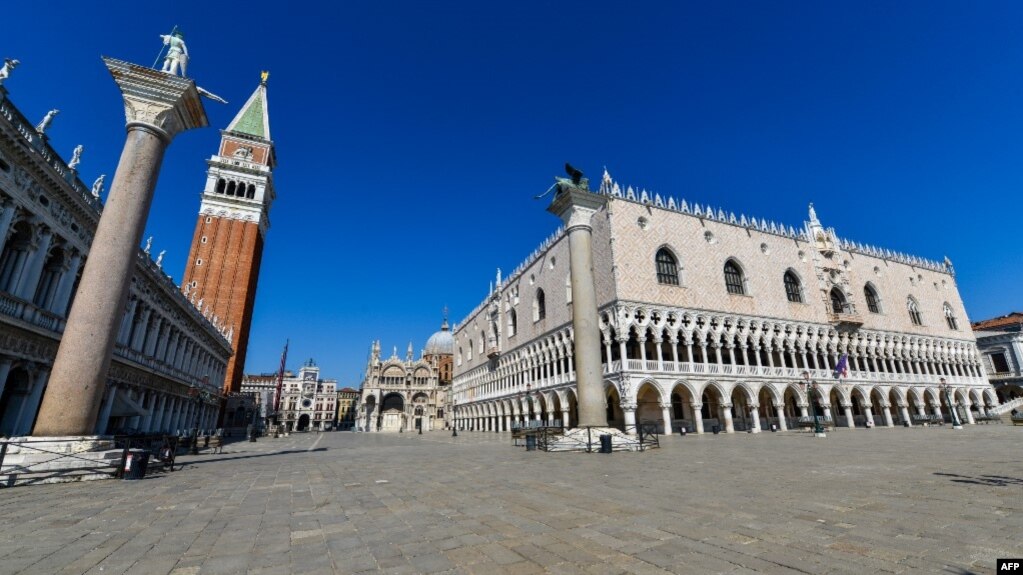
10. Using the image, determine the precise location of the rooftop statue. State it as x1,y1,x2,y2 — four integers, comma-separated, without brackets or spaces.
159,29,189,77
68,145,83,170
0,58,19,86
91,175,105,199
35,109,58,135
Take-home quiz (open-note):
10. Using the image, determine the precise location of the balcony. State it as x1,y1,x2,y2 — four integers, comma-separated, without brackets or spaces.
828,302,864,328
486,347,500,359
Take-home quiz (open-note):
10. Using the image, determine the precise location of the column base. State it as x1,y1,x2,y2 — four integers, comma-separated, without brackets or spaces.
951,425,964,430
1,435,122,487
813,432,828,438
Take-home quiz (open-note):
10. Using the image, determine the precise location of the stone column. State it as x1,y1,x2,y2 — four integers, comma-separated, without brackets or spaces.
843,404,855,428
900,405,911,426
622,405,637,435
0,357,13,400
749,406,762,432
14,368,49,435
882,405,894,427
963,402,975,425
94,385,117,435
560,408,570,429
691,403,704,434
774,403,788,431
50,251,82,316
799,405,809,418
33,58,208,437
864,407,875,428
722,404,735,433
547,179,608,428
660,402,673,434
0,198,18,257
14,224,52,301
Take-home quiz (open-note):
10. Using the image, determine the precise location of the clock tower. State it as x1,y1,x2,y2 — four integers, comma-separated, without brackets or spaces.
182,75,276,394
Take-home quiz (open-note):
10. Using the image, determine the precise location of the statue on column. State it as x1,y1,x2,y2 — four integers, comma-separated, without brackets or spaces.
68,145,83,170
91,174,105,199
0,58,20,86
159,30,189,77
35,109,59,135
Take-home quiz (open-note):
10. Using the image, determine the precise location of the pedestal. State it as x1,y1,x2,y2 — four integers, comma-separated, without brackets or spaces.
32,59,208,437
1,436,122,487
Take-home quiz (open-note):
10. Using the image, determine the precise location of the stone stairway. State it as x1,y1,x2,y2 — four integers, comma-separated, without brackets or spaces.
988,397,1023,416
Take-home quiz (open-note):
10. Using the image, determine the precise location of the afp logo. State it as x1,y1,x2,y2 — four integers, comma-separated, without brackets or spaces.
999,559,1023,573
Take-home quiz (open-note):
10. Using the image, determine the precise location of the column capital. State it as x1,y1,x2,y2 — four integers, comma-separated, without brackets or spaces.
103,57,208,142
546,183,607,231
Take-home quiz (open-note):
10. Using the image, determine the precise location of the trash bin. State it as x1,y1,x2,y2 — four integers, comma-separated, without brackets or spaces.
599,434,612,453
525,434,537,451
712,425,721,435
679,427,687,437
123,449,151,480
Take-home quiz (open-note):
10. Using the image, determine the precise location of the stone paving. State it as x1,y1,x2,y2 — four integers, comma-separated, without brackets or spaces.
0,425,1020,575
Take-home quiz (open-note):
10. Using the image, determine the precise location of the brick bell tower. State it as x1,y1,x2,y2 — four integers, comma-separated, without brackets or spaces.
182,73,276,394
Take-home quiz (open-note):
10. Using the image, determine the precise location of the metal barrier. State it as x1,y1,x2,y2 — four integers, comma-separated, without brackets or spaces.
0,434,180,488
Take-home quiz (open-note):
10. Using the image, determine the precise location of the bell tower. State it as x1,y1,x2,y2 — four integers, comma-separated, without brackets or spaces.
182,73,276,394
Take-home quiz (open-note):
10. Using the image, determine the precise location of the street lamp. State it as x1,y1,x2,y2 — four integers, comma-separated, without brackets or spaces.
939,377,964,430
801,371,826,438
188,383,208,455
452,406,458,437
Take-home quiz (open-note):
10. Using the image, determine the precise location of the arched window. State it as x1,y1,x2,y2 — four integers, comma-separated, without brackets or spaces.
215,179,226,194
226,181,236,196
783,270,802,303
907,297,922,326
247,184,256,199
533,289,546,321
565,275,572,304
944,303,958,330
864,283,881,313
829,288,847,313
467,340,473,360
507,309,517,337
723,260,745,295
655,248,679,285
0,221,33,293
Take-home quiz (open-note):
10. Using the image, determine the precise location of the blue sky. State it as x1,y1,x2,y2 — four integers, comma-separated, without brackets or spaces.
3,2,1021,385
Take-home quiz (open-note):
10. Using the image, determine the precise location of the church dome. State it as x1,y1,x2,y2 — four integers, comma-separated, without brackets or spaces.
424,318,454,356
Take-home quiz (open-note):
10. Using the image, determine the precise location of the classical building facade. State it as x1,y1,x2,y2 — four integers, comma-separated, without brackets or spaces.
182,78,275,394
239,371,278,431
451,169,996,434
277,361,336,432
0,81,230,437
973,312,1023,404
358,319,454,432
335,387,359,430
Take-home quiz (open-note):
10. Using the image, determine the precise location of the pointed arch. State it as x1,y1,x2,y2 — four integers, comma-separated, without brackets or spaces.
783,269,803,303
723,258,747,295
943,303,958,330
864,282,882,314
907,296,922,326
655,246,680,286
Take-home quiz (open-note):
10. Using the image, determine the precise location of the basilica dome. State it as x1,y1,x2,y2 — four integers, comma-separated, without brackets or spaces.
424,319,454,356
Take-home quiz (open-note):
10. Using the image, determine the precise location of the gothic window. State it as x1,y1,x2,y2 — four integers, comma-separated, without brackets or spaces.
655,248,680,285
565,275,572,304
864,283,881,313
533,289,546,321
723,260,745,295
907,297,922,326
829,288,847,314
943,303,958,330
783,270,802,303
467,340,473,360
33,247,65,310
507,309,517,337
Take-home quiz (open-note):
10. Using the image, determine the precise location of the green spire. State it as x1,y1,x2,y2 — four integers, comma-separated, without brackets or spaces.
226,81,270,140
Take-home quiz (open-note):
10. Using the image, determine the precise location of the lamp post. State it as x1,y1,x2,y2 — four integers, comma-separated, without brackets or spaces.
939,377,963,430
188,384,207,455
801,371,826,438
452,406,458,437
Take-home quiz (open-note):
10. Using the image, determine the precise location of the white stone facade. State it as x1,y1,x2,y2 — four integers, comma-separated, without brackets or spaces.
451,170,997,434
0,83,230,437
358,341,450,433
277,362,337,432
972,313,1023,406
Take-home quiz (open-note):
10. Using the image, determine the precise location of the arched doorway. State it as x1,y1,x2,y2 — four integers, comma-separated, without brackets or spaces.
670,383,694,433
731,386,753,431
605,385,624,431
297,414,310,431
381,393,405,432
701,384,725,433
0,367,32,436
636,382,663,432
564,389,579,429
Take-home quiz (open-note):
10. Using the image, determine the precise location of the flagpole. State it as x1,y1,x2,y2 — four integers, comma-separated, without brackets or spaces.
273,339,289,430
